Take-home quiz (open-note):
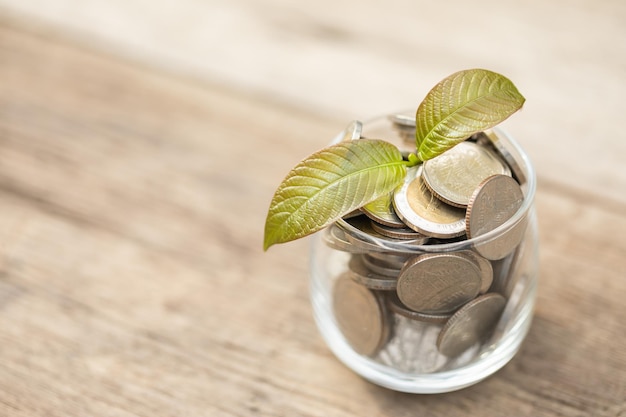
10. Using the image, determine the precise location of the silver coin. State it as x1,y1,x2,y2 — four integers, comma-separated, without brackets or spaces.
360,192,407,228
436,293,506,357
361,253,402,277
396,252,482,314
422,141,511,208
323,224,368,253
366,251,413,270
341,215,431,247
393,166,466,239
387,114,418,146
466,175,525,260
333,120,363,142
387,292,453,324
490,251,515,296
388,113,416,129
333,273,391,356
370,221,429,242
342,215,393,248
348,255,398,290
477,129,526,185
458,250,494,294
375,314,449,374
490,241,526,299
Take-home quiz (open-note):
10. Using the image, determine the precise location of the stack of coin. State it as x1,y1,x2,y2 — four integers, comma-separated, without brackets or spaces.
327,116,528,364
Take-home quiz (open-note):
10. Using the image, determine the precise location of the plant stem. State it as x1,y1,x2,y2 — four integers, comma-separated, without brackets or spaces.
405,153,422,167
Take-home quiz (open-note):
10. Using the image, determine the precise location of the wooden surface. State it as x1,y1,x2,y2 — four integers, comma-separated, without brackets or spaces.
0,2,625,415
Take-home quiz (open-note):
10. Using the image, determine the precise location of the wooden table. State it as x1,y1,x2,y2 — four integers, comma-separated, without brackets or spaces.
0,2,625,415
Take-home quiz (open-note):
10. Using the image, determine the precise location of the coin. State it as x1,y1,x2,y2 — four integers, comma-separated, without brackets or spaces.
490,242,527,299
387,292,453,324
366,251,413,270
360,192,407,228
393,166,466,238
477,129,526,185
388,113,416,129
458,250,494,294
341,215,431,247
348,255,398,290
396,252,482,314
422,141,511,207
361,253,402,277
436,293,506,357
370,221,430,242
333,273,391,356
466,174,525,260
334,120,363,142
342,215,393,247
323,224,365,253
376,314,449,374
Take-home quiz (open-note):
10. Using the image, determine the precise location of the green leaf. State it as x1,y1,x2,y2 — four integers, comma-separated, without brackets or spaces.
263,139,406,250
415,69,525,161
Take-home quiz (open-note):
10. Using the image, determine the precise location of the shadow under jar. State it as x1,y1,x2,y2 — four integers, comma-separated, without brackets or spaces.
309,113,539,393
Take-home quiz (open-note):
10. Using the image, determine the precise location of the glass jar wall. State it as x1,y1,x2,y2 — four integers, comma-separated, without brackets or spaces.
309,113,539,393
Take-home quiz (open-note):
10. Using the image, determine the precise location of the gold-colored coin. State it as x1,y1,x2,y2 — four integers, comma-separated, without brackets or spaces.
436,293,506,357
396,252,482,314
333,273,391,356
422,141,511,208
393,166,466,238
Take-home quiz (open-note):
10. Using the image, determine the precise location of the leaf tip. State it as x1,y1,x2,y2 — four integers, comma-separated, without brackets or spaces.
263,220,278,251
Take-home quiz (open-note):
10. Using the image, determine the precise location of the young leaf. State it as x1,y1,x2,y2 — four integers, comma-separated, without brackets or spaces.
263,139,406,250
415,69,525,161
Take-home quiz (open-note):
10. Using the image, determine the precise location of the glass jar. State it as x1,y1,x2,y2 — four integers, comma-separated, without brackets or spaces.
308,113,539,393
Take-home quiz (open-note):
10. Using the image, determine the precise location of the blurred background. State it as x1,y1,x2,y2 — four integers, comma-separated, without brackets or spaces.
0,2,625,415
1,0,624,204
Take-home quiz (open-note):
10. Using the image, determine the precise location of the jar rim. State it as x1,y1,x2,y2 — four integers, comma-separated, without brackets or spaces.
333,120,536,254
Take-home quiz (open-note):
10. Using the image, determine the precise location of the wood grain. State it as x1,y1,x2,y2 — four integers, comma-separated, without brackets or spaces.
0,18,624,417
1,0,625,207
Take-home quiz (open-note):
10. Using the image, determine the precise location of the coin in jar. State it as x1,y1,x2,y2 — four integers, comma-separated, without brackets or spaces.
458,250,494,294
361,253,403,277
477,129,526,185
396,252,482,314
360,192,407,228
334,120,362,142
393,166,466,239
365,251,413,270
370,221,429,242
333,273,391,356
422,141,511,208
388,114,416,142
323,224,368,253
348,255,398,290
466,174,525,260
386,292,453,324
436,293,506,357
388,113,416,129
